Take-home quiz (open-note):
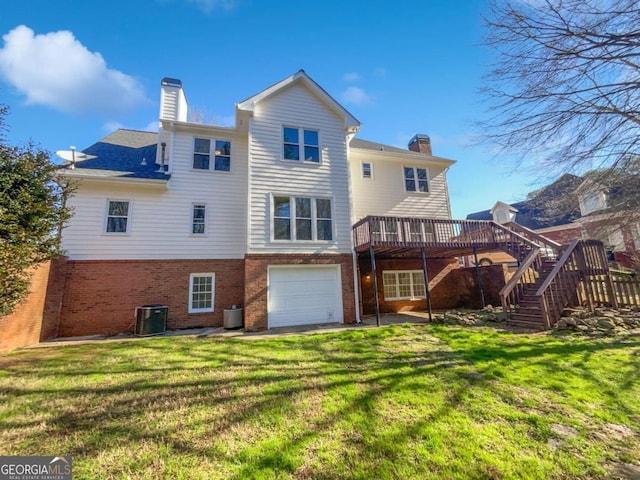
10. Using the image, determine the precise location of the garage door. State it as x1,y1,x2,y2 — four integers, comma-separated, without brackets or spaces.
268,265,343,328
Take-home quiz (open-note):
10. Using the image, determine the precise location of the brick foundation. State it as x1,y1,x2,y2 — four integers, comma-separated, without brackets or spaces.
59,259,244,337
244,253,356,331
358,257,508,314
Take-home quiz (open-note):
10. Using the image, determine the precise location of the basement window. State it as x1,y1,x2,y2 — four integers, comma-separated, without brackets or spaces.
189,273,215,313
382,270,426,301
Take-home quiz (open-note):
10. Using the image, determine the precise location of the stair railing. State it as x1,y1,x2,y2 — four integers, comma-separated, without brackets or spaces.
499,247,542,320
535,240,582,328
503,222,562,257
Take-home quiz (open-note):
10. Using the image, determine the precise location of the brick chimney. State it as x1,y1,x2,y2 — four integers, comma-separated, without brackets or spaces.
408,134,432,156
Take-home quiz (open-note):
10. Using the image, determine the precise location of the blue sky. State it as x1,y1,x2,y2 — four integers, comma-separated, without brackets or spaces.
0,0,541,218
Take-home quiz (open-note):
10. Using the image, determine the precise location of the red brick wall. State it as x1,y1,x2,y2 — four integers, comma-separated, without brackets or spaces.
244,254,356,331
59,259,244,337
358,257,507,314
538,226,583,245
0,257,67,352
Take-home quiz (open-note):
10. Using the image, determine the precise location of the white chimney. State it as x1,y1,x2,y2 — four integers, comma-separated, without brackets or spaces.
160,77,188,122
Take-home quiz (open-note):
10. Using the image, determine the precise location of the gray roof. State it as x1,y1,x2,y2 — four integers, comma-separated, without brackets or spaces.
350,137,424,156
466,174,582,229
59,129,168,181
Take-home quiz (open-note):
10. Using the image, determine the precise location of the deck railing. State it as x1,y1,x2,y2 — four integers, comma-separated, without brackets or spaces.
352,216,539,254
503,222,562,256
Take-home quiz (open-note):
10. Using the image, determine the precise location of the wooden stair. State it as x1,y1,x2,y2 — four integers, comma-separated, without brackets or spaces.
506,259,559,329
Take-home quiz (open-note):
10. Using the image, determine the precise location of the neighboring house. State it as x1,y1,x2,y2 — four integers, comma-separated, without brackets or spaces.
57,71,458,336
466,173,640,270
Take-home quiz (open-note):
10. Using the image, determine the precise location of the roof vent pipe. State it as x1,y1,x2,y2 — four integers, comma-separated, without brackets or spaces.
158,142,167,173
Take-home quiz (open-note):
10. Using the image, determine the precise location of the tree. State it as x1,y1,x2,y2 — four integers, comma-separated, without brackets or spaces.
482,0,640,178
0,105,73,316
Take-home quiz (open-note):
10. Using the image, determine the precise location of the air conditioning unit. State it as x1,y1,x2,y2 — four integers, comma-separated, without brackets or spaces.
135,305,168,336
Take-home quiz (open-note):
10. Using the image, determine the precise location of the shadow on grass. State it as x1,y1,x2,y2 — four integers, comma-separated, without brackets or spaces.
0,325,638,478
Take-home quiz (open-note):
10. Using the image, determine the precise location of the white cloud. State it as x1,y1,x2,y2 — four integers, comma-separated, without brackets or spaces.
145,121,159,132
103,121,125,132
373,67,386,77
343,72,360,82
187,0,236,12
0,25,148,116
341,86,372,107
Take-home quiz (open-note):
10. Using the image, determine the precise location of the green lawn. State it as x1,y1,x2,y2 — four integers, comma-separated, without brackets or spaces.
1,325,638,479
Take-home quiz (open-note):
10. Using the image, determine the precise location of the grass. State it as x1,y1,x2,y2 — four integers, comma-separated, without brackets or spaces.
0,325,639,479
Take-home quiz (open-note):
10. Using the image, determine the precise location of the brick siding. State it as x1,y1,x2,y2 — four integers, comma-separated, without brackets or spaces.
244,253,356,331
0,257,67,352
358,257,507,314
59,259,245,337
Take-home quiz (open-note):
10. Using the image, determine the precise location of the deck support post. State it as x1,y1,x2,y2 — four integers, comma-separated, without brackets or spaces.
370,246,381,327
473,247,486,308
421,248,433,322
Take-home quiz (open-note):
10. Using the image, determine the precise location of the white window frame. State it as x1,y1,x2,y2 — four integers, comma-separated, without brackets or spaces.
632,224,640,250
192,137,232,173
282,126,321,164
608,228,625,252
191,203,207,235
271,194,334,242
382,270,426,301
104,199,131,234
403,166,429,193
362,161,373,179
188,273,215,313
494,209,510,225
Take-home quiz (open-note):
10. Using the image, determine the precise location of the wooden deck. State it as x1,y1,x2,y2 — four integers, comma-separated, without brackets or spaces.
352,216,545,259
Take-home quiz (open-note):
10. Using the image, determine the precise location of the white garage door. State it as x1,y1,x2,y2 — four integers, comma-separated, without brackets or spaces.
268,265,343,328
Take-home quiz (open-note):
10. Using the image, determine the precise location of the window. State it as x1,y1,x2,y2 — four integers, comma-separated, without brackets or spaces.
405,221,433,242
404,167,429,192
371,219,399,242
581,191,606,215
192,204,206,234
105,200,130,233
189,273,214,313
273,195,332,241
283,127,320,163
362,162,372,179
495,209,509,224
316,199,332,240
193,138,232,172
382,270,426,301
608,228,625,251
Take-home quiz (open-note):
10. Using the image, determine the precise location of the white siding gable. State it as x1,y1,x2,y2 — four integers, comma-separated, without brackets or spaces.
247,82,353,254
349,149,452,221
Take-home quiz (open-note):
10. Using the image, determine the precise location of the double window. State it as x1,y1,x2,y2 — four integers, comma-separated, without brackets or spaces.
283,127,320,163
193,138,232,172
105,200,130,233
273,196,333,241
404,166,429,193
382,270,426,301
189,273,215,313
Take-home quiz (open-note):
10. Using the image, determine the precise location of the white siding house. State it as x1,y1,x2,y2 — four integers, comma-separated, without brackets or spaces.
57,70,457,334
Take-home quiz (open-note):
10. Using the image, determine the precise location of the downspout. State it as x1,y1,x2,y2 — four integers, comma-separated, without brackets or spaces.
346,128,361,323
168,122,175,174
352,250,361,323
